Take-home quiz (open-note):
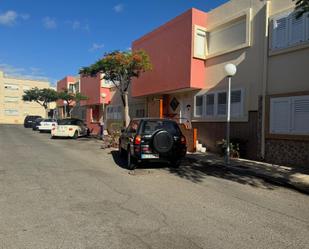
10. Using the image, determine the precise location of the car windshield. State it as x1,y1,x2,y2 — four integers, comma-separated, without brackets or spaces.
58,119,79,125
42,119,55,122
141,120,181,135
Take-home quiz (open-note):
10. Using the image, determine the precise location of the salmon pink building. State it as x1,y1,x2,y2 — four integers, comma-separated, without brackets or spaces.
132,0,309,166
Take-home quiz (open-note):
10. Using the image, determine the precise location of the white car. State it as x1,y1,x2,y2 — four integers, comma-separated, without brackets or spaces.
38,119,57,133
51,118,90,139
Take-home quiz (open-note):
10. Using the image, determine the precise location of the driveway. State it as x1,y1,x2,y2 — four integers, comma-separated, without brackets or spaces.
0,125,308,249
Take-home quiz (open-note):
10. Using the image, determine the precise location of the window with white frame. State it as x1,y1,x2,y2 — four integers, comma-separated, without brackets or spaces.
205,94,215,116
217,92,227,115
4,83,19,90
271,11,309,50
270,95,309,135
208,16,247,55
4,109,19,116
4,96,19,103
195,95,203,116
195,89,244,118
194,27,207,59
106,105,122,120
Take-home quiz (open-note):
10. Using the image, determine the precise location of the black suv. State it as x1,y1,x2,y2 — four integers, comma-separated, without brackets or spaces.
119,118,187,170
24,115,42,128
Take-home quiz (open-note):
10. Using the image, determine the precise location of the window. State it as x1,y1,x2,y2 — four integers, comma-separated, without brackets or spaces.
4,96,19,103
195,95,203,116
194,27,207,59
205,94,215,116
270,95,309,135
4,84,19,90
231,90,242,117
217,92,227,115
135,109,145,118
208,16,247,55
106,105,122,120
194,89,244,118
4,109,19,116
271,12,309,50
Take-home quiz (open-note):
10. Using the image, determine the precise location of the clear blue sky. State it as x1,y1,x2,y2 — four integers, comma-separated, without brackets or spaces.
0,0,228,85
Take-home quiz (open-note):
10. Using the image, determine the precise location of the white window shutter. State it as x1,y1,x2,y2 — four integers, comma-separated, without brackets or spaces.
288,13,305,45
231,90,242,117
272,15,288,49
270,97,291,134
195,29,206,58
292,95,309,134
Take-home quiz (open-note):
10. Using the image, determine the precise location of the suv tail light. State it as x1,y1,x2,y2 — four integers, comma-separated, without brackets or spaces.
69,128,73,131
181,135,186,145
134,135,141,145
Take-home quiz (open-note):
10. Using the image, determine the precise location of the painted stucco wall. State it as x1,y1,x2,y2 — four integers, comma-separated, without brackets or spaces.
132,8,207,97
80,74,111,106
56,76,76,107
267,0,309,95
0,70,51,124
202,0,267,115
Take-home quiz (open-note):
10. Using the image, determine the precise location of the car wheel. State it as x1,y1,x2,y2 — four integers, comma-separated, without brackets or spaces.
73,131,78,139
127,148,136,170
51,136,55,139
118,141,124,157
170,159,181,168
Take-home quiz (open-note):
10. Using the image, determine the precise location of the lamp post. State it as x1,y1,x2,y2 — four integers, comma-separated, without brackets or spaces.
101,93,107,139
224,63,237,165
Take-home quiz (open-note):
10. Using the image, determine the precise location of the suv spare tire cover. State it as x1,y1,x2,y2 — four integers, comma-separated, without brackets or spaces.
152,130,174,153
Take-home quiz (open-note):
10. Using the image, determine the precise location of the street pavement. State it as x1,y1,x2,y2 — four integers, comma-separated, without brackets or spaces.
0,125,308,249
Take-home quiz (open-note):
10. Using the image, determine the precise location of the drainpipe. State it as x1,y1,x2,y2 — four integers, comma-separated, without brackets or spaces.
261,1,270,159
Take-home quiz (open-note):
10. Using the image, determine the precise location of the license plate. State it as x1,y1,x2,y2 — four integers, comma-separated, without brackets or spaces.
141,154,159,159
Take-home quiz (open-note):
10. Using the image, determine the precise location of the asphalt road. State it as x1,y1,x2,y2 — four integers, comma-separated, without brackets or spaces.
0,125,308,249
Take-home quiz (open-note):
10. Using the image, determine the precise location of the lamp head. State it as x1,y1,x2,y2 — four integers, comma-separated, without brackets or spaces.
224,63,237,77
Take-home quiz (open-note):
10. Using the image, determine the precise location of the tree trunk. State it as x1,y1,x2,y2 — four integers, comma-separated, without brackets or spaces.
123,91,130,127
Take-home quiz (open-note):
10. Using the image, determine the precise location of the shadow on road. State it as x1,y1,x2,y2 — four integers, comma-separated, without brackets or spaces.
166,157,281,190
110,150,171,170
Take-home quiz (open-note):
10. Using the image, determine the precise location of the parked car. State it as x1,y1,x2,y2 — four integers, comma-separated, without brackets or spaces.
38,118,57,133
51,118,90,139
32,118,43,131
24,115,42,128
119,118,187,170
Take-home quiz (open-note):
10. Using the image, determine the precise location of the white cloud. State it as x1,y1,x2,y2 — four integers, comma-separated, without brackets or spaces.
113,4,124,13
0,10,30,26
42,17,57,29
0,10,18,26
89,43,104,52
0,63,49,81
65,20,90,32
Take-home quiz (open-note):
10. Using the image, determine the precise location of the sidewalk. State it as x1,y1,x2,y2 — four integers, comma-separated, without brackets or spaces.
186,152,309,194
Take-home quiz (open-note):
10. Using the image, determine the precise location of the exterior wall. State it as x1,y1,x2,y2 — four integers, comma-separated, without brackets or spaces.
56,76,76,108
132,8,207,97
0,70,51,124
193,111,259,159
200,0,266,115
264,0,309,166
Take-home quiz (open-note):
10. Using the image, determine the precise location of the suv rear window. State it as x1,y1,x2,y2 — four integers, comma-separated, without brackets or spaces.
141,120,181,135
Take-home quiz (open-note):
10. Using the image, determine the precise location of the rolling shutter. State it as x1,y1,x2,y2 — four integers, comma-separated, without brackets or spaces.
288,13,305,45
292,96,309,134
272,15,289,49
195,29,206,59
270,97,291,134
231,90,242,117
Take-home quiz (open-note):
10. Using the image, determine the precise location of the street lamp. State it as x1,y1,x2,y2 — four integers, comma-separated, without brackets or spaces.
224,63,237,165
101,93,107,139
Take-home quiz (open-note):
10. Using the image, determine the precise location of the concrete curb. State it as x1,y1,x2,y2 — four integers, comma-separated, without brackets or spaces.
186,155,309,194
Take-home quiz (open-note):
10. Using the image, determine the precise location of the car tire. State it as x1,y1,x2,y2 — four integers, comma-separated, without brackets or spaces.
51,136,55,139
118,141,124,157
170,159,181,168
73,131,78,139
127,148,136,170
